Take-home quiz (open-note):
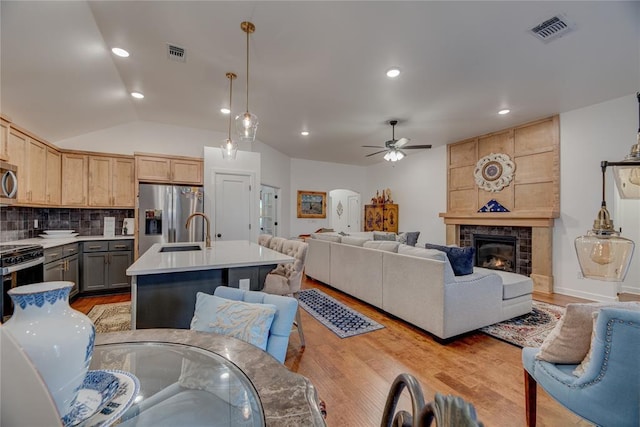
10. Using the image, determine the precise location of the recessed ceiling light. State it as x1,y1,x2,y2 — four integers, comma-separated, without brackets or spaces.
220,108,230,114
131,92,144,99
111,47,130,57
498,109,510,115
301,131,310,136
386,68,401,78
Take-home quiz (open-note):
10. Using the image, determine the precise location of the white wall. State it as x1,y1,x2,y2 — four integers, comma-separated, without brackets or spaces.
289,159,366,238
364,146,448,247
556,93,639,301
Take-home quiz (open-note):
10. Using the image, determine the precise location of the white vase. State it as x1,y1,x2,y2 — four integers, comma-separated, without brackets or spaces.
3,281,96,419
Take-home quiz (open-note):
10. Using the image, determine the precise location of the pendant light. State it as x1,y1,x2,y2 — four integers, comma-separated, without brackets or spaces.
574,161,635,281
221,72,238,160
235,21,258,142
611,92,640,198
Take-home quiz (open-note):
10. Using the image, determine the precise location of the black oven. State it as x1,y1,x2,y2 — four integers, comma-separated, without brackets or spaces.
1,244,44,321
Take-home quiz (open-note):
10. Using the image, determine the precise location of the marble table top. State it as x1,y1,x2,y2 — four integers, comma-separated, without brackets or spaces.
95,329,326,427
127,240,294,276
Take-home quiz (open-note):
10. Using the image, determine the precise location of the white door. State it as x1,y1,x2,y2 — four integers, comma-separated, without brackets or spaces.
348,194,361,232
214,173,252,241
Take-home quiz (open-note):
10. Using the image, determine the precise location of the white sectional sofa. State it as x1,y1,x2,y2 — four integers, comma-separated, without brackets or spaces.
305,234,533,340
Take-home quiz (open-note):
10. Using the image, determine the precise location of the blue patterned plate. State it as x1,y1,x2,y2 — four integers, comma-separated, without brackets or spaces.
61,370,120,427
78,370,140,427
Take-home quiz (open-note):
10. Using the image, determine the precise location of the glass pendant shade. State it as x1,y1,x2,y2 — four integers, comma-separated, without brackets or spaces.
575,230,635,281
235,111,258,142
221,138,238,160
612,160,640,198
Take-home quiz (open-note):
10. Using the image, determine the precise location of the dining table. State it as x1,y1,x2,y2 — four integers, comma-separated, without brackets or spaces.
93,328,326,426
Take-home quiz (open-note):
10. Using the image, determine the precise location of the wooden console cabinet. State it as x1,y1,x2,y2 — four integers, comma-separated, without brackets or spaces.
364,204,399,233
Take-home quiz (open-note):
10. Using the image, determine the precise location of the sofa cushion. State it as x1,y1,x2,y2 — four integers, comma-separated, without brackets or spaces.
397,244,445,260
363,240,400,252
373,231,396,241
190,292,276,351
341,236,370,246
487,269,533,299
396,231,420,247
311,233,342,243
425,243,474,276
536,301,640,364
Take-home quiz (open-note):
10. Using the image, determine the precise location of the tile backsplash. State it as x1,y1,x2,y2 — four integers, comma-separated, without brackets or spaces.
0,207,135,242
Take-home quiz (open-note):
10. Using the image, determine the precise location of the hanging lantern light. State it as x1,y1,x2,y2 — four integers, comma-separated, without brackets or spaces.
221,72,238,160
235,21,258,142
611,92,640,198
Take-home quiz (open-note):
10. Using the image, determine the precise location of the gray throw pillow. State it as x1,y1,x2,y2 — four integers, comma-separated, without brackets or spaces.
424,243,474,276
373,231,396,241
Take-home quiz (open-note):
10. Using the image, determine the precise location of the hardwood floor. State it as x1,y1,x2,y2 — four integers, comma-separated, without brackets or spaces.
72,279,600,426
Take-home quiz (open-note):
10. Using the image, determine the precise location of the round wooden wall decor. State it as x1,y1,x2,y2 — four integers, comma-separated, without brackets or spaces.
474,153,515,192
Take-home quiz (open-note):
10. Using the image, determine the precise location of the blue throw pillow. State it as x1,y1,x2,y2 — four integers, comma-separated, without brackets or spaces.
424,243,475,276
190,292,276,350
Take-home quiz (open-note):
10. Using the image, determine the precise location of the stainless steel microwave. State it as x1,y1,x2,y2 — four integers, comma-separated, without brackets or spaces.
0,161,17,204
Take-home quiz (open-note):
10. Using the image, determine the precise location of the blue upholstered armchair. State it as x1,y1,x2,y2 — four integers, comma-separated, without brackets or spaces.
522,307,640,427
213,287,298,363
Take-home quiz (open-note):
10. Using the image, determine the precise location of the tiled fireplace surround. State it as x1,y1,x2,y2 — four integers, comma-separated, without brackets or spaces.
460,225,532,277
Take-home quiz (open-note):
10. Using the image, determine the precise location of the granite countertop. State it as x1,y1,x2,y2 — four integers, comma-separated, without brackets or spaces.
5,235,134,249
127,240,294,276
95,329,326,426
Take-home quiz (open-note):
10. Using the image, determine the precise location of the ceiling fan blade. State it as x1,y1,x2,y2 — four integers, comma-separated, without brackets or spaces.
403,145,432,149
361,145,385,148
394,137,410,148
365,150,387,157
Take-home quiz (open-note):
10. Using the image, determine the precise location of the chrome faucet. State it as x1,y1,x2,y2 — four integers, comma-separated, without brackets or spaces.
186,212,211,248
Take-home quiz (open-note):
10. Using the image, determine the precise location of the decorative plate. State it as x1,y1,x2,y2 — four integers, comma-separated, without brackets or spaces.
78,370,140,427
61,370,120,427
39,233,80,239
474,153,515,192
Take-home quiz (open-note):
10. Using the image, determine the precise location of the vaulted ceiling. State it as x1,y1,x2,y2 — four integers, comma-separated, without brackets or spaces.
1,1,638,166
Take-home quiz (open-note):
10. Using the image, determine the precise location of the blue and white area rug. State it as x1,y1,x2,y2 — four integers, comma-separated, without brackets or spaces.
298,288,385,338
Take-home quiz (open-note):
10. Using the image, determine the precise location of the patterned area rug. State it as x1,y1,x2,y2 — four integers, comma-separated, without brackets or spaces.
87,302,131,333
480,301,564,348
298,288,384,338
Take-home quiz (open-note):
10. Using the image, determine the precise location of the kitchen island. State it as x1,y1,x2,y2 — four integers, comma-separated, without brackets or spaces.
127,240,294,329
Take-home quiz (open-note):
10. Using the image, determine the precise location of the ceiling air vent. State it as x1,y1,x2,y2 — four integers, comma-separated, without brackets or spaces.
529,14,574,43
167,44,186,62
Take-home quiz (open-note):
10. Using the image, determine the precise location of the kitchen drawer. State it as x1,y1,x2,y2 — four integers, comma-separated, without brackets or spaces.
83,241,109,252
44,247,64,263
62,243,79,256
109,240,133,251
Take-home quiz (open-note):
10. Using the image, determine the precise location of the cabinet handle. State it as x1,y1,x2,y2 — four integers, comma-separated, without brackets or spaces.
65,260,69,271
49,252,60,257
89,245,102,249
58,261,65,271
65,248,76,253
113,245,127,249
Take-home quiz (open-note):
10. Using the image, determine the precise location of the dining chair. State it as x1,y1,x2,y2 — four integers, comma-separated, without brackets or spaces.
262,239,308,349
267,236,286,253
522,307,640,427
258,234,272,247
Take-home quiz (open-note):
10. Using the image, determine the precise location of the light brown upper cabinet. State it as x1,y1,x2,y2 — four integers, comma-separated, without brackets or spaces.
61,152,89,206
135,153,203,185
0,117,9,161
6,127,59,205
88,155,135,207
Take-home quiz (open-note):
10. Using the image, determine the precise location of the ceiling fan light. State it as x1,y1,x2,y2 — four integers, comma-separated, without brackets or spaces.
396,150,405,161
383,152,392,161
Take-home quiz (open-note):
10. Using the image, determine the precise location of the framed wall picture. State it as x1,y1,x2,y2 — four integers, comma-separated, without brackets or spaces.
297,190,326,218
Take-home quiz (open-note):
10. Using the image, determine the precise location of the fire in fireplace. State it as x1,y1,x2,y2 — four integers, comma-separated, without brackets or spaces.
473,234,517,273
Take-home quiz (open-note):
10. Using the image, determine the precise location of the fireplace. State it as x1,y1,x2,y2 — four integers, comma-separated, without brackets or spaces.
473,234,517,273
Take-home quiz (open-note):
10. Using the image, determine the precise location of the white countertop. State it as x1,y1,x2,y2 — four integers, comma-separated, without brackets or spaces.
127,240,294,276
4,235,134,249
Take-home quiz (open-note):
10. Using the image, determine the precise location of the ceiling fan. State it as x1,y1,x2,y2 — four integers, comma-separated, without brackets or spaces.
362,120,432,161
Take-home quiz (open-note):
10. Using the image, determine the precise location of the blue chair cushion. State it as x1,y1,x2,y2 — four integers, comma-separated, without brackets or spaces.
425,243,474,276
191,292,276,351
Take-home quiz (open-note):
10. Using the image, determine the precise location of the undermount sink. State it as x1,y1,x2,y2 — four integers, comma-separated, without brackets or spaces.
159,245,202,253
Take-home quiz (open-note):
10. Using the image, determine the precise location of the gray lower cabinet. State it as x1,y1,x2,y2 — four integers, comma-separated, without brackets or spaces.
44,243,80,297
81,240,133,292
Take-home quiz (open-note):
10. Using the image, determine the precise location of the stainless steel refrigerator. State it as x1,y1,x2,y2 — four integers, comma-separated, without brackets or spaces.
138,184,205,255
